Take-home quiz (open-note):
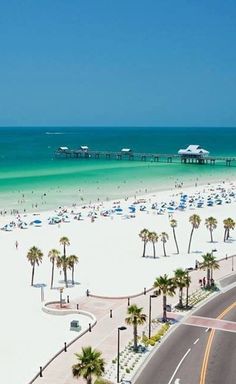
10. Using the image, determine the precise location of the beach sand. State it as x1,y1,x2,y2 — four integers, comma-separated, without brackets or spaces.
1,180,236,383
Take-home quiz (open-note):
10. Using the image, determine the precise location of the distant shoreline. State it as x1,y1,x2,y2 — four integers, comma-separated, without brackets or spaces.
0,172,232,216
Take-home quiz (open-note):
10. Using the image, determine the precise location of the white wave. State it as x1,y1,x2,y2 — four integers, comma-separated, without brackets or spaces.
45,132,64,135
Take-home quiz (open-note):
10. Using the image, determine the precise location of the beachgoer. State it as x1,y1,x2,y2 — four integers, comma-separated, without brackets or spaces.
15,241,19,250
203,277,206,288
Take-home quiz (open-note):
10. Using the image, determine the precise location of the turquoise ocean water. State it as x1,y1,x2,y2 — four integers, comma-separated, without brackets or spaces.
1,126,236,211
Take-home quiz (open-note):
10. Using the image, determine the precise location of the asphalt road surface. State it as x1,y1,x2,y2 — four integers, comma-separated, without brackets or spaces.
134,284,236,384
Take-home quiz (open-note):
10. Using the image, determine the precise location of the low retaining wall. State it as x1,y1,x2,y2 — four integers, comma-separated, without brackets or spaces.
42,301,96,321
88,255,236,300
27,302,96,384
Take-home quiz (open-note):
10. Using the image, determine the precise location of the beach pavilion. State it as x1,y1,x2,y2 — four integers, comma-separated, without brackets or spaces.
178,145,209,163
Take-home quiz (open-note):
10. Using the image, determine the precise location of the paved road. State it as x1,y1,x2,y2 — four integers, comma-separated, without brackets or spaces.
32,261,235,384
134,286,236,384
219,272,236,288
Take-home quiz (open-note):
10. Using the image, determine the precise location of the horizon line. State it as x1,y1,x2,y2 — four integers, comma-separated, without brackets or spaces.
0,125,236,129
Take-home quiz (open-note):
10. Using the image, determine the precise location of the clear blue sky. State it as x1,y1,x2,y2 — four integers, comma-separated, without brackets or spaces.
0,0,236,127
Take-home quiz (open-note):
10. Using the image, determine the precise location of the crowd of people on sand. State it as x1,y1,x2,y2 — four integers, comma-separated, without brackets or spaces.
0,177,176,215
1,178,236,234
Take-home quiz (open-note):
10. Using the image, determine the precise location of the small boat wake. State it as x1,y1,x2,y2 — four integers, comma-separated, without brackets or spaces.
45,132,64,135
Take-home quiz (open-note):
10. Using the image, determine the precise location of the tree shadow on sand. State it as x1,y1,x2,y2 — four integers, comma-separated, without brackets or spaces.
33,283,47,288
57,279,81,288
143,255,160,259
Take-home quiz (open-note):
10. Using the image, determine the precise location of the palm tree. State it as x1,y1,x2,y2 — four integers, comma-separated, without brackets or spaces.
223,218,235,242
200,253,220,287
57,255,71,288
60,236,70,256
160,232,169,256
69,255,79,285
148,231,158,258
154,274,176,322
209,255,220,281
188,214,201,253
174,268,189,308
170,219,179,254
59,236,70,287
125,304,147,351
139,229,149,257
48,249,60,289
205,217,217,243
27,246,43,286
72,346,105,384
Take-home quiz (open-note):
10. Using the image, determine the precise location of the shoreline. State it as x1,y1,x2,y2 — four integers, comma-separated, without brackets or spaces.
0,171,233,217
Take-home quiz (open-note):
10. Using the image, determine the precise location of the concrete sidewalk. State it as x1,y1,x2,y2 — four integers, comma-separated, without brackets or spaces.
32,256,236,384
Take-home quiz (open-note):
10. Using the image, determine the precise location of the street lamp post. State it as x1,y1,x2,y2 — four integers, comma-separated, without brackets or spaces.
185,269,189,308
211,249,217,281
59,287,64,308
117,326,127,383
148,294,157,339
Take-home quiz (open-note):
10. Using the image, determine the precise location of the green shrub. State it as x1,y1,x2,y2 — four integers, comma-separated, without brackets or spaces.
152,334,161,342
126,368,130,373
142,334,149,347
148,323,170,345
149,338,156,346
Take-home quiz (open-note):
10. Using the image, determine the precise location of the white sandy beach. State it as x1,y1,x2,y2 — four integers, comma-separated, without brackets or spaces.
1,180,236,383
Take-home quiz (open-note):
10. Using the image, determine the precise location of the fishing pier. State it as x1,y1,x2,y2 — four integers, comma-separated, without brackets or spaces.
55,145,236,167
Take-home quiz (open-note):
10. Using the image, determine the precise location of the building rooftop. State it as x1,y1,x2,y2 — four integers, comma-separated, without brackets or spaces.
178,145,209,156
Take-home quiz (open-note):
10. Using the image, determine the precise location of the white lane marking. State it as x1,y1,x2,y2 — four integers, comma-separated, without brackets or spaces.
193,338,199,345
167,348,191,384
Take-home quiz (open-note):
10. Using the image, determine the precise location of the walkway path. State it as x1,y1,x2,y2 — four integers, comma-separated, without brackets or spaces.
32,256,236,384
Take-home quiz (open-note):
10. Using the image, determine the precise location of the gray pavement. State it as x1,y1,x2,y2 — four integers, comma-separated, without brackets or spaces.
134,286,236,384
32,256,236,384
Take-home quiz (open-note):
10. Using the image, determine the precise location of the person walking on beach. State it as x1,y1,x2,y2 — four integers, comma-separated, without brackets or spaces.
15,240,19,250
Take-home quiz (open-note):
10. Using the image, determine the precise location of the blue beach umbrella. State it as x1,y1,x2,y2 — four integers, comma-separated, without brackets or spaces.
129,206,136,212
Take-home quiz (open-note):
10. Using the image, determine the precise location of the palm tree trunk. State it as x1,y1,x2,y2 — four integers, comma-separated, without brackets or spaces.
224,228,227,242
63,244,66,257
207,268,210,287
87,374,92,384
179,287,183,307
163,242,166,257
188,227,194,253
142,242,146,257
133,320,138,351
210,229,213,243
152,242,156,258
31,264,35,286
64,266,68,288
163,295,167,322
51,260,54,289
72,265,74,285
227,228,230,240
173,228,179,254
